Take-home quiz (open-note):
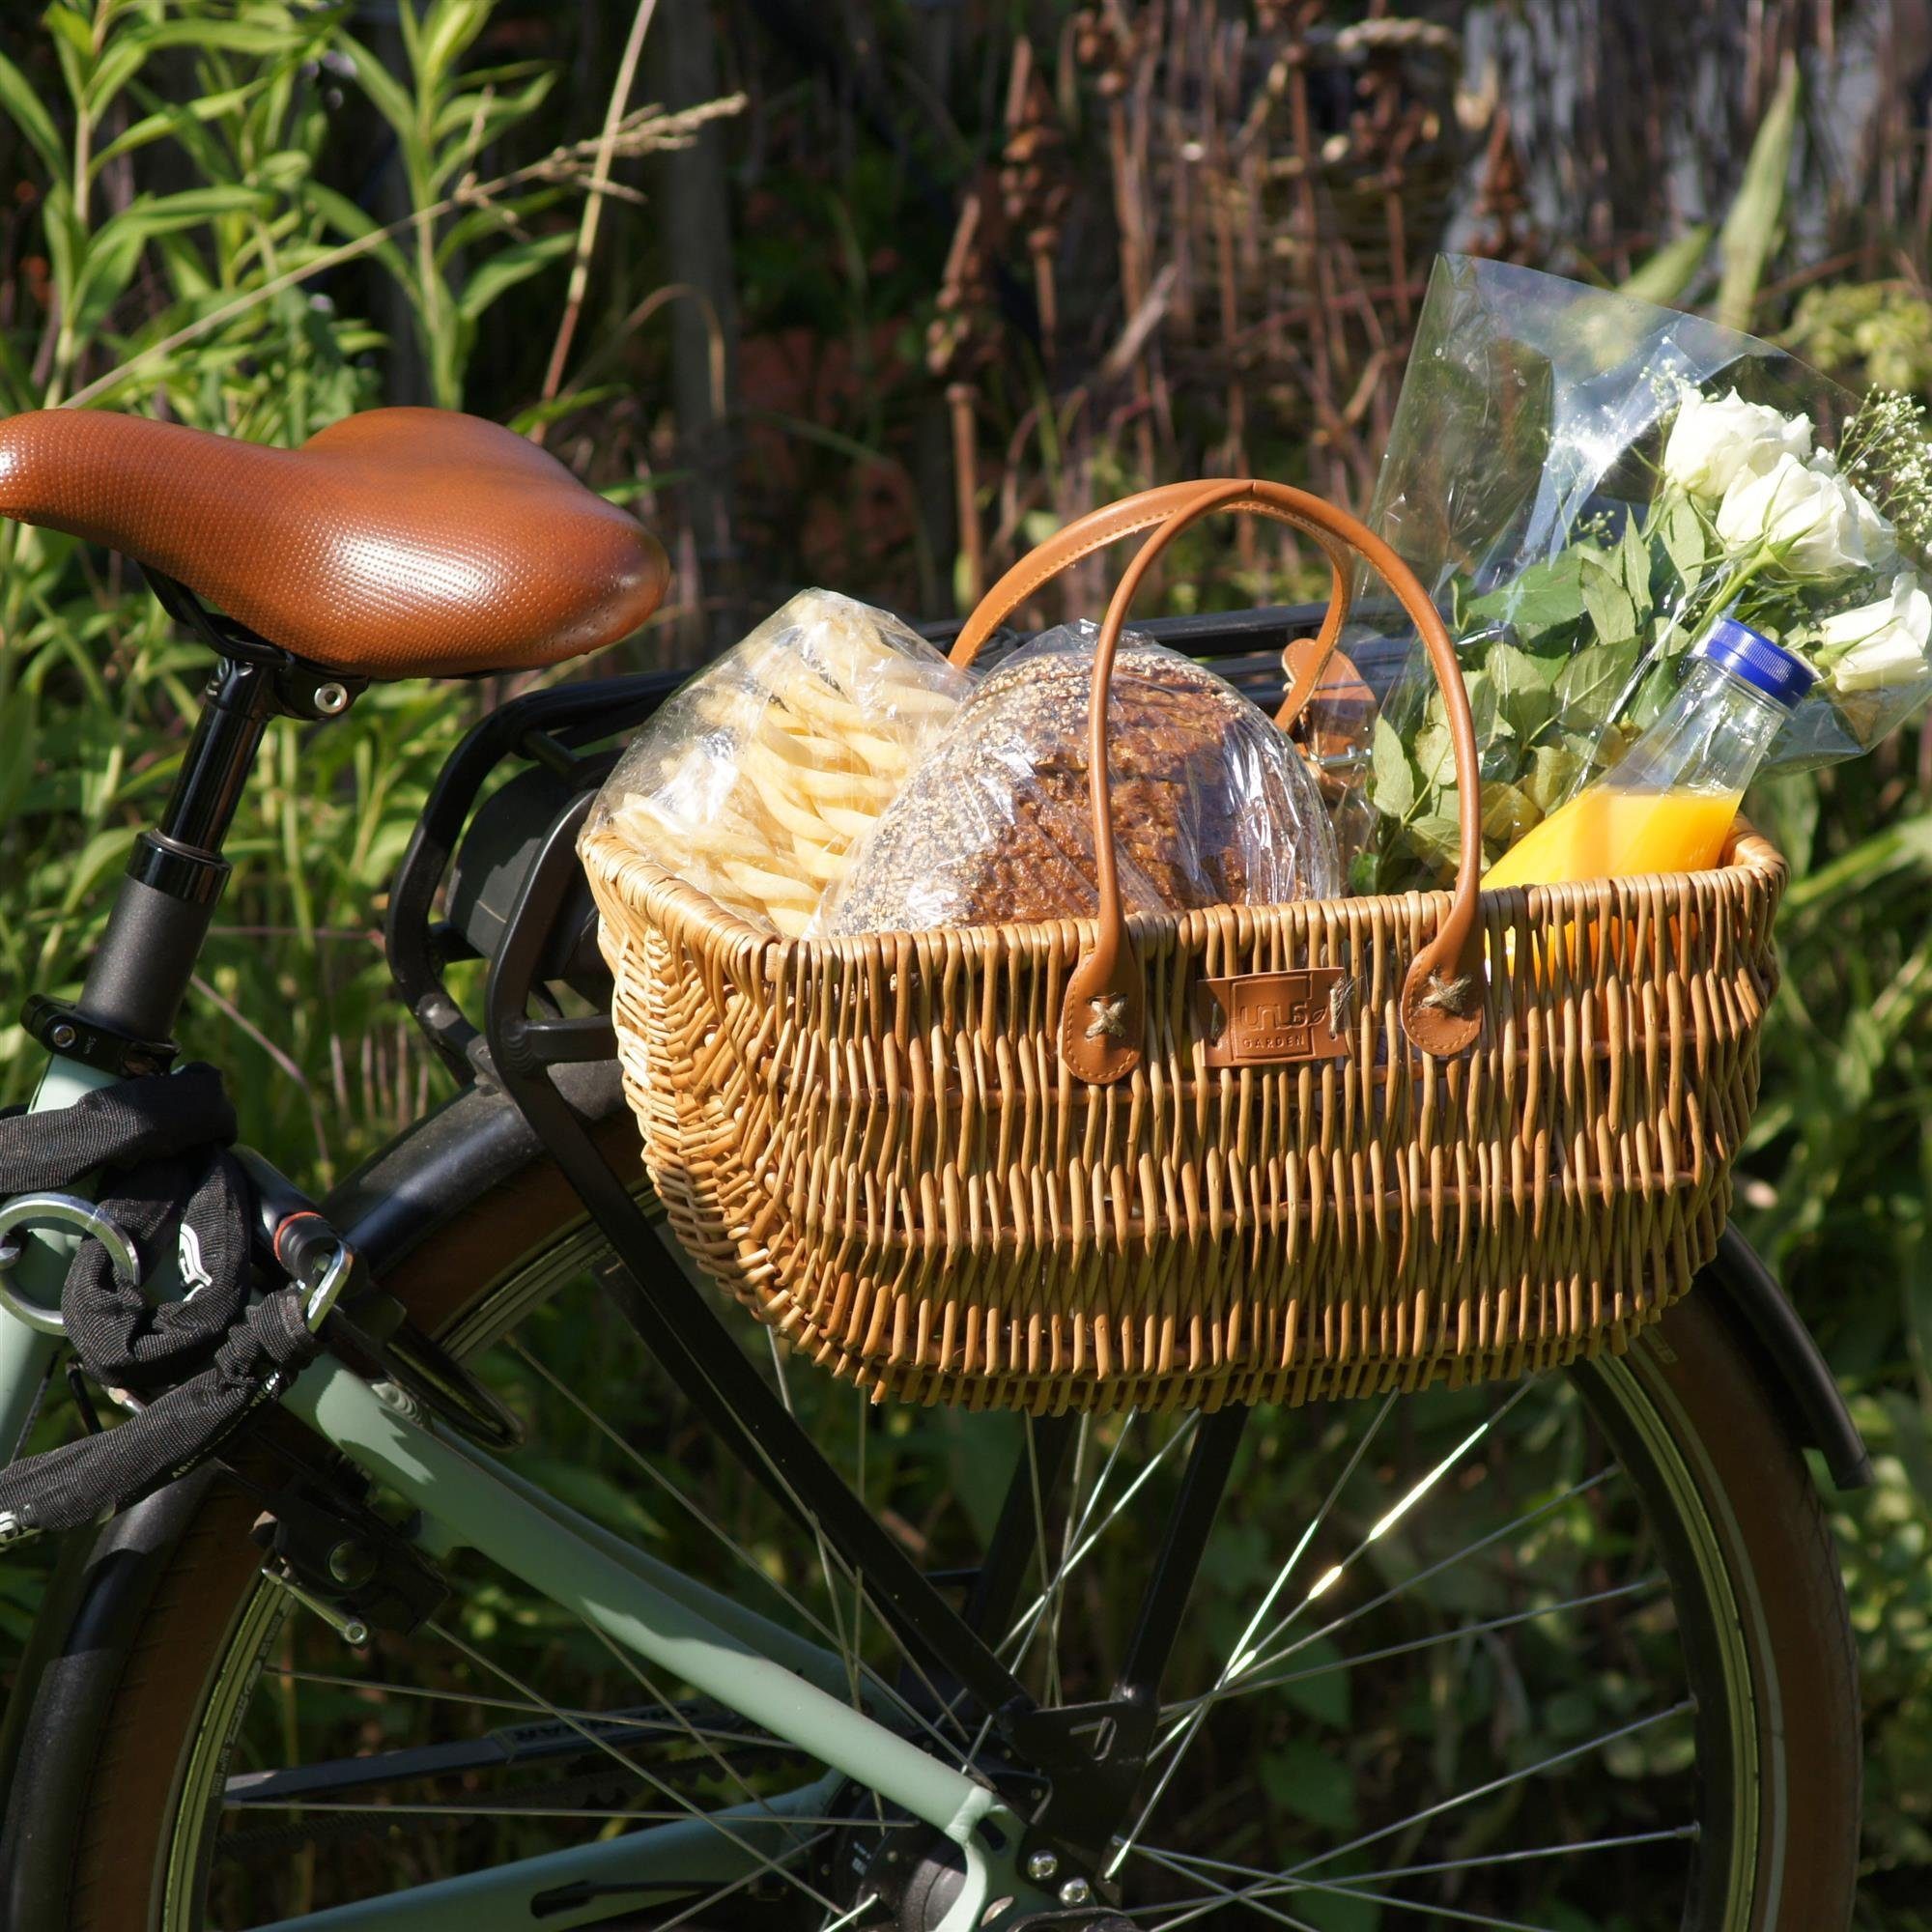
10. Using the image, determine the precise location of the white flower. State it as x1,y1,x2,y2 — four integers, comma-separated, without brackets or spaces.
1822,572,1932,693
1805,449,1898,568
1715,451,1869,577
1846,480,1898,572
1661,387,1813,499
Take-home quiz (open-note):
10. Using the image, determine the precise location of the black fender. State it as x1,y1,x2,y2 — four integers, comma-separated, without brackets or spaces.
0,1087,1868,1925
1700,1221,1872,1492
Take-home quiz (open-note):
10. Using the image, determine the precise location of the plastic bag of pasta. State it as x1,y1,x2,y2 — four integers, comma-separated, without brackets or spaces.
816,621,1339,935
586,590,972,936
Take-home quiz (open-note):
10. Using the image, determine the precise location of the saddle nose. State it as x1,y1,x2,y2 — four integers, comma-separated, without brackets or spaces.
0,407,669,678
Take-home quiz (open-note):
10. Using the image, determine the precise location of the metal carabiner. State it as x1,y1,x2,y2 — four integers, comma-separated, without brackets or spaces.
299,1238,355,1334
0,1191,143,1336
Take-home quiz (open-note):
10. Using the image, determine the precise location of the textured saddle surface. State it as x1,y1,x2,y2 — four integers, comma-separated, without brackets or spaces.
0,408,668,677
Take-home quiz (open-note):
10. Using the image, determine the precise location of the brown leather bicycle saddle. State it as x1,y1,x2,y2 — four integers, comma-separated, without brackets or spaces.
0,408,669,677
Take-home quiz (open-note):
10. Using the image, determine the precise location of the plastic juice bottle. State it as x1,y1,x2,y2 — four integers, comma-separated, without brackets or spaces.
1483,618,1814,892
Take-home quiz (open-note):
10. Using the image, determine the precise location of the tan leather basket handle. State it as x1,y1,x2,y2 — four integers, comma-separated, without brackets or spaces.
952,478,1485,1081
951,480,1354,734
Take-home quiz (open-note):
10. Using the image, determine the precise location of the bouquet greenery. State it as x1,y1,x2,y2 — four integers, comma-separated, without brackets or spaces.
1353,260,1932,890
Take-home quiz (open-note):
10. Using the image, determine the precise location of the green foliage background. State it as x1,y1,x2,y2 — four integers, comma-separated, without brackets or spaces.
0,3,1927,1922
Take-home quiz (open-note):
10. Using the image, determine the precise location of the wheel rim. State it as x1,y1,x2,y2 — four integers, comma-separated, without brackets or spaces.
155,1216,1765,1932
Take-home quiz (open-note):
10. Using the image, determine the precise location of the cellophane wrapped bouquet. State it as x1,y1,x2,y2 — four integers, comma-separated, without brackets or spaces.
1354,257,1932,888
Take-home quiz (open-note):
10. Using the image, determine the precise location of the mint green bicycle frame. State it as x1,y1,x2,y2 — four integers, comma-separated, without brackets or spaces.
0,1053,1037,1932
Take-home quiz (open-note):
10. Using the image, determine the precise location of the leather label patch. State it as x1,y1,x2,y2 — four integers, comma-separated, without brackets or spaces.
1200,968,1351,1066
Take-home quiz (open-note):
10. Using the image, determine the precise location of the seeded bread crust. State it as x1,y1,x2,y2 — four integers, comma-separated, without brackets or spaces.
826,643,1287,932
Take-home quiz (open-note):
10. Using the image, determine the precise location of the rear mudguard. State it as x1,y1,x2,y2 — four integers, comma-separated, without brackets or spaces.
0,1068,1867,1927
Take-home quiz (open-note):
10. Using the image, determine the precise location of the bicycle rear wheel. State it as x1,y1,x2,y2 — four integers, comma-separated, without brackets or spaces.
14,1141,1859,1932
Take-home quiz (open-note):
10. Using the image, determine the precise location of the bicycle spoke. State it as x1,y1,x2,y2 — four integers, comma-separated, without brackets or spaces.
1158,1575,1664,1719
1153,1464,1622,1768
224,1800,874,1825
1024,1414,1063,1707
510,1336,968,1762
651,1833,829,1932
1153,1824,1698,1889
1247,1466,1623,1683
1239,1384,1537,1674
1284,1699,1695,1877
769,1331,867,1713
816,1891,883,1932
1136,1845,1324,1932
1000,1410,1197,1658
1108,1394,1399,1875
585,1621,784,1826
1040,1411,1092,1713
424,1617,847,1918
955,1410,1198,1767
1150,1843,1637,1932
266,1666,780,1746
1145,1843,1550,1932
757,1327,975,1756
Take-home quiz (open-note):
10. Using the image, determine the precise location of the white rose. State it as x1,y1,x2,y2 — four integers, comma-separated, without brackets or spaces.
1715,450,1868,577
1847,481,1898,572
1803,449,1897,567
1822,572,1932,693
1661,387,1813,499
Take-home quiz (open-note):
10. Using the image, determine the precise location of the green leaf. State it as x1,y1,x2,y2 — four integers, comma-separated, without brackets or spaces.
1481,779,1542,850
82,30,155,117
73,186,270,329
1462,665,1510,749
1404,807,1463,875
1716,55,1799,331
305,183,415,292
417,0,496,91
1618,512,1654,614
43,4,96,71
1260,1739,1356,1832
1276,1636,1352,1726
1412,719,1458,788
0,48,68,181
1618,223,1713,306
94,82,267,169
145,21,322,56
1580,557,1639,647
1523,743,1587,815
431,66,555,149
455,229,574,321
1659,494,1708,584
1489,640,1560,740
1555,638,1642,729
1370,715,1415,820
1465,551,1586,642
339,33,422,154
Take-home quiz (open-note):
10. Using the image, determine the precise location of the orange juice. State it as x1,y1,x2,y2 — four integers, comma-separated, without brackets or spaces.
1482,787,1742,891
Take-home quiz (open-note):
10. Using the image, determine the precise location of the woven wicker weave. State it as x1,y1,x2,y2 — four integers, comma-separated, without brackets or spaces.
581,481,1786,1412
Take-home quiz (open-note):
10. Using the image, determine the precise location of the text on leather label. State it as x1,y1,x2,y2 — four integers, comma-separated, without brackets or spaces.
1199,968,1351,1066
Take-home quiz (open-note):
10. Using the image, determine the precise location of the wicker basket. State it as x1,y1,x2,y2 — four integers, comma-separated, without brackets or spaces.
581,480,1785,1413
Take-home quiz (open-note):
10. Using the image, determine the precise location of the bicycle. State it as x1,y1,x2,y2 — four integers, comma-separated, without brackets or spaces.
0,405,1870,1932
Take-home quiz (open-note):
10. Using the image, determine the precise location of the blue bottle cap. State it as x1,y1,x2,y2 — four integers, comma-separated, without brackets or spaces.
1692,617,1816,710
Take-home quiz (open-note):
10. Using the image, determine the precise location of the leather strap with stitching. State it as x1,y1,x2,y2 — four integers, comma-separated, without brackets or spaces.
952,478,1486,1080
949,481,1355,735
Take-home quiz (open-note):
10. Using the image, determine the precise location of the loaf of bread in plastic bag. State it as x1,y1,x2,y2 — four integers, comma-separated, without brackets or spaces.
816,622,1338,934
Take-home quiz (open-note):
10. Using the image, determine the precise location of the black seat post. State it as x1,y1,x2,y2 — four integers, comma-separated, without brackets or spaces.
75,654,281,1048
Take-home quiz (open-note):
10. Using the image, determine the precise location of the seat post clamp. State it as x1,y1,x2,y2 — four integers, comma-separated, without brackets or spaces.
20,994,177,1079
